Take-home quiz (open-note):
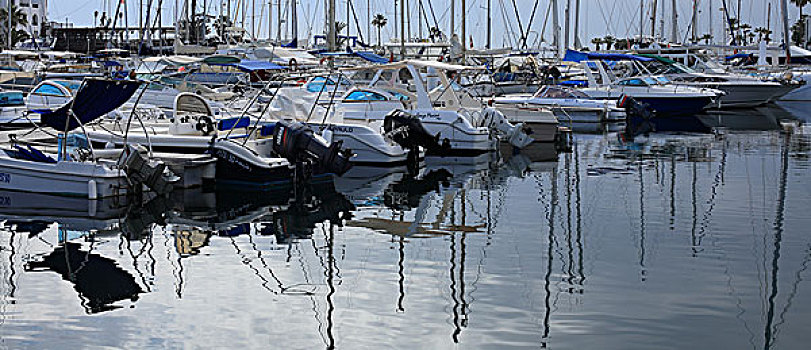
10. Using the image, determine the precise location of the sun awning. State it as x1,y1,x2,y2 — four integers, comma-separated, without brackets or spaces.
563,49,654,63
40,79,143,132
231,60,285,72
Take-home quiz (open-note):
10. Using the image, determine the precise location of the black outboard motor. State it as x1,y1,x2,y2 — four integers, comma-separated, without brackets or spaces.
383,109,448,154
618,95,655,141
272,120,353,176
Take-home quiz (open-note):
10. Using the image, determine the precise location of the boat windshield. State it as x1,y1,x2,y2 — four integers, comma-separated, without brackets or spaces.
55,80,81,93
642,77,660,85
537,86,589,99
344,90,389,101
655,76,671,84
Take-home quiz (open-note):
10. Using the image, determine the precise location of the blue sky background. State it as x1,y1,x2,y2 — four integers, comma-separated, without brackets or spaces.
51,0,803,48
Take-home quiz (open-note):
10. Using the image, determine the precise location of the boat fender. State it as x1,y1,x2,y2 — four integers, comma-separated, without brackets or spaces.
88,180,97,200
196,115,215,136
289,58,298,71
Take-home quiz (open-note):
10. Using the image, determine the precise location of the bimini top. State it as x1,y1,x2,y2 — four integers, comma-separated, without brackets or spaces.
40,78,142,132
341,59,484,71
563,49,655,63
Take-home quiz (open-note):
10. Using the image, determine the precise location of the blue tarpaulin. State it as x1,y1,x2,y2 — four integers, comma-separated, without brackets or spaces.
724,53,752,60
354,51,388,63
231,60,285,72
563,49,654,63
282,38,298,48
41,79,142,132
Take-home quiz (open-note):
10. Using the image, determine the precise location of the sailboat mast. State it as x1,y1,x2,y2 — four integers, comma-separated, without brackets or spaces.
461,0,466,52
691,0,698,42
565,0,570,50
651,0,657,37
670,0,678,43
708,0,713,44
450,0,454,39
781,0,791,63
486,0,491,48
328,0,336,51
277,0,282,42
573,0,581,48
552,0,560,57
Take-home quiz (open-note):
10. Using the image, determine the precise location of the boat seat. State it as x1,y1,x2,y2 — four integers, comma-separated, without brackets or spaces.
12,144,57,163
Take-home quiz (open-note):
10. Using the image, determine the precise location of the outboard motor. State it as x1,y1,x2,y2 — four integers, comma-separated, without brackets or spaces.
479,107,535,149
271,120,353,176
119,145,180,195
383,109,447,154
618,95,655,141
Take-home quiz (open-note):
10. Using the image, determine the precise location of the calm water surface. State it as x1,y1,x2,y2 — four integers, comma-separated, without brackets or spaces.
1,107,810,349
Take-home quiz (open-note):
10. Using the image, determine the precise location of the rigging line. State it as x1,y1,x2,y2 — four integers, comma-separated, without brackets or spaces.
348,0,366,43
497,0,516,48
509,0,527,48
595,0,614,35
533,0,550,47
522,0,541,48
425,0,440,33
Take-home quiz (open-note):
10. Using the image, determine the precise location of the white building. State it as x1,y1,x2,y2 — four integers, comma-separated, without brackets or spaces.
0,0,47,38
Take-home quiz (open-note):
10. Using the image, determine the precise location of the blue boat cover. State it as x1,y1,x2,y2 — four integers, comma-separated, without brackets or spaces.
231,60,285,72
354,51,388,63
563,49,654,63
724,53,752,60
40,79,142,132
218,117,252,131
282,38,298,48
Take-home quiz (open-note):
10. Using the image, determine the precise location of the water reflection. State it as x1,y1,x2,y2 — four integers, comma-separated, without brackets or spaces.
25,242,144,313
0,126,810,348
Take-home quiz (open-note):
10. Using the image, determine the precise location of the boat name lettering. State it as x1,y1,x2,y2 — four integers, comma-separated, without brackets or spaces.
0,173,9,183
275,125,285,145
215,149,251,171
0,196,8,206
330,125,354,133
416,113,441,119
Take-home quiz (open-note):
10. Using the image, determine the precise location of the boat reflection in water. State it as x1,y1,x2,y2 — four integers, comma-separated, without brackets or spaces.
1,125,811,349
25,242,145,314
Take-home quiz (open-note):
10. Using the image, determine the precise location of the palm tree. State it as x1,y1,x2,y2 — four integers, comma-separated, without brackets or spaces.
591,37,603,51
0,4,29,48
754,27,772,42
602,35,616,50
372,14,387,48
792,0,810,18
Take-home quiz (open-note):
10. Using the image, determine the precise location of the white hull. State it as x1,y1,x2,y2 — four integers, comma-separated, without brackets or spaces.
0,155,128,198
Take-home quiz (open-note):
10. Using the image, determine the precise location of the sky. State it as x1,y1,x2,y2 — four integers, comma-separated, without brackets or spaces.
50,0,805,49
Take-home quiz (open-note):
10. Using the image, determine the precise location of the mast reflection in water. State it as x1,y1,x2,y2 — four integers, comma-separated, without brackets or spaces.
0,111,810,348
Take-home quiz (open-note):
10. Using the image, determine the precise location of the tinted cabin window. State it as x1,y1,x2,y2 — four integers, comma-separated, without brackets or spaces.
618,79,646,86
33,84,65,96
345,90,387,101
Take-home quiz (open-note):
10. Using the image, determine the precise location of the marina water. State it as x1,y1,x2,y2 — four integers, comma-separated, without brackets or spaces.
1,106,810,349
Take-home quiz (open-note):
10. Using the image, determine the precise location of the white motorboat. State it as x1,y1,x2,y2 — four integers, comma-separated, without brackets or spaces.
579,62,721,116
84,93,352,185
494,85,625,123
340,60,536,153
0,78,175,199
0,91,33,129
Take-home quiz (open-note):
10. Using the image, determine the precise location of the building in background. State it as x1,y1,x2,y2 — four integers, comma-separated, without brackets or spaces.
0,0,48,39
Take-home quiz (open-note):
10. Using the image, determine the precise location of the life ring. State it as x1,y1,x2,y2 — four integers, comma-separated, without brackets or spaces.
196,115,215,136
320,57,328,65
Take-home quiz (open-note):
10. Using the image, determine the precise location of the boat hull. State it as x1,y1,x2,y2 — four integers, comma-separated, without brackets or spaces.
0,156,128,198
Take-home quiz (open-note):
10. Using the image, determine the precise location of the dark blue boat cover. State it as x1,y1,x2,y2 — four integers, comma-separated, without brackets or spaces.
40,79,142,132
232,60,285,72
563,49,654,63
354,51,389,63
